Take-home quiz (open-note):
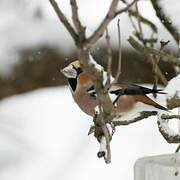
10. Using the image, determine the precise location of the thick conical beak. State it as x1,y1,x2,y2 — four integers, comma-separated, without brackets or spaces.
60,68,66,75
60,66,77,78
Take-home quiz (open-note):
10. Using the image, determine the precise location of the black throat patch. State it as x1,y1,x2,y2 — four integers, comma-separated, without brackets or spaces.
68,78,77,92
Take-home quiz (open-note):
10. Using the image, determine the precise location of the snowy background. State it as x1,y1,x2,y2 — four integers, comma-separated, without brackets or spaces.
0,0,179,180
0,86,177,180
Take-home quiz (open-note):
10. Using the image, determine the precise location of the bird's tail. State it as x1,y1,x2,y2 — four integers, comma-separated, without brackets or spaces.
152,84,167,98
153,89,167,94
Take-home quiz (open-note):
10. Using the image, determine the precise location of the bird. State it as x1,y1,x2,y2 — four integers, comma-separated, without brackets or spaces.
61,60,167,120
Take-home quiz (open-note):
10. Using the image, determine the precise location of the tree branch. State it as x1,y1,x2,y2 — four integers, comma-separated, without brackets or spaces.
84,0,119,49
70,0,85,40
151,0,180,45
49,0,78,42
114,19,122,83
128,36,180,67
84,0,138,49
114,0,138,17
105,28,112,91
113,111,157,126
128,9,157,33
158,114,180,143
126,3,168,87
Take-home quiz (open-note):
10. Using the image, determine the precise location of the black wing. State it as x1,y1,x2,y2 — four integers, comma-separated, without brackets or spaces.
110,84,166,96
87,85,97,98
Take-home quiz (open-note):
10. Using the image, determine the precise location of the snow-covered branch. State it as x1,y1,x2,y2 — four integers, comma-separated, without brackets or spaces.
157,74,180,143
113,111,157,126
158,113,180,143
151,0,180,44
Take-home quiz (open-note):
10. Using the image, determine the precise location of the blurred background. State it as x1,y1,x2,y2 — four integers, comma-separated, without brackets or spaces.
0,0,179,180
0,0,179,99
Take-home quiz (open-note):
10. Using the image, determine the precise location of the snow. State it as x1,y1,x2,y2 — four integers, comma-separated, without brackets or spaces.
89,54,114,85
158,117,178,137
165,74,180,98
0,86,177,180
156,74,180,139
89,54,104,71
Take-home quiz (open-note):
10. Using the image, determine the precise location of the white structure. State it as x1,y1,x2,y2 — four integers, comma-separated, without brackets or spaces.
135,153,180,180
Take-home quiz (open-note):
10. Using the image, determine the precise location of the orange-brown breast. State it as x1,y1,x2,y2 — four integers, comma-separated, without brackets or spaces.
78,73,93,88
72,87,98,116
71,73,97,116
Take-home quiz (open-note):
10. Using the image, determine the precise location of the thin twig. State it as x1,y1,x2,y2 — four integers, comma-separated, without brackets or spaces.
49,0,78,42
114,19,122,82
129,14,138,33
175,144,180,153
128,9,157,33
105,28,112,91
152,41,170,92
114,0,138,17
135,2,144,42
150,55,168,86
70,0,85,39
127,1,167,87
128,36,180,67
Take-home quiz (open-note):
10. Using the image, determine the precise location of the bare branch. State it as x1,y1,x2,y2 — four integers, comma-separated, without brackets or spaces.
150,54,168,86
151,41,170,89
126,2,166,88
49,0,78,42
84,0,119,49
161,114,180,120
113,111,157,126
105,28,112,91
70,0,85,39
128,36,180,67
84,0,138,49
128,9,157,33
151,0,180,45
114,0,138,17
114,19,122,82
135,2,144,41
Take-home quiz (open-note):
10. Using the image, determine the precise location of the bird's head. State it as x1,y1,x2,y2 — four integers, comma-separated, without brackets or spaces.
61,60,83,79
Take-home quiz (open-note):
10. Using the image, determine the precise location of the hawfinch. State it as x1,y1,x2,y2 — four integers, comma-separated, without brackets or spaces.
61,60,167,120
